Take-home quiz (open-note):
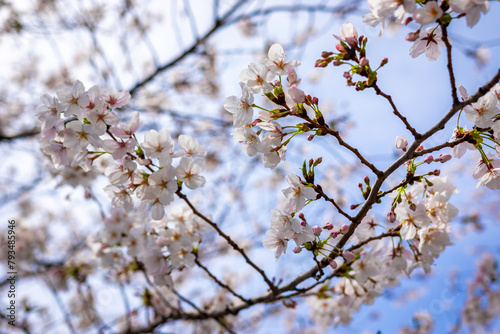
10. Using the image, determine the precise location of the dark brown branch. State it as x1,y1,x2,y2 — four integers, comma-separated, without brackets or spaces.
440,23,459,106
312,184,352,221
372,83,420,138
195,257,250,303
176,189,278,293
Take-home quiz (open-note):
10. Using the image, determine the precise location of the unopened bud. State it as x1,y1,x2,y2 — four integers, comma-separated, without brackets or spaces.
416,145,424,152
359,57,369,67
405,17,414,26
321,51,333,58
312,225,322,236
309,158,314,166
314,157,323,165
343,71,351,79
330,230,339,238
301,220,307,226
423,155,434,164
380,58,389,66
293,247,302,254
307,134,314,141
350,204,360,210
409,203,417,211
406,31,420,42
315,59,328,68
387,211,397,223
333,60,342,66
438,154,452,163
395,135,408,150
298,213,305,220
323,223,334,230
364,175,370,185
312,97,319,105
340,224,349,234
329,258,338,269
342,250,355,262
431,169,441,176
336,43,347,53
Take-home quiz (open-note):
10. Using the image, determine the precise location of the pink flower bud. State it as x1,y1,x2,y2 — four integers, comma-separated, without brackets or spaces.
359,57,369,67
315,59,328,68
395,135,408,150
380,58,389,66
312,225,322,236
330,230,339,238
301,220,306,227
387,211,396,223
405,31,419,41
409,203,417,211
321,51,333,58
431,169,441,176
293,247,302,254
323,223,333,230
342,250,355,262
298,213,305,220
340,224,349,234
350,204,360,210
336,43,346,53
438,154,452,163
333,60,342,66
423,155,434,164
307,134,314,141
416,145,424,152
329,259,338,269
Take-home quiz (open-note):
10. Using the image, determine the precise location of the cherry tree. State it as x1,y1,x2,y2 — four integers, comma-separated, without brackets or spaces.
1,0,500,333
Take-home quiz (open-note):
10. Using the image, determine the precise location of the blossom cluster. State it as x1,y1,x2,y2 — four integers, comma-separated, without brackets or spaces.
364,0,490,61
450,83,500,189
224,43,306,169
308,175,458,327
37,80,207,221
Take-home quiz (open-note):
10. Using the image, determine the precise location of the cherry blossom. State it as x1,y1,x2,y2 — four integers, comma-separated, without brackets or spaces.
409,27,447,61
223,82,254,127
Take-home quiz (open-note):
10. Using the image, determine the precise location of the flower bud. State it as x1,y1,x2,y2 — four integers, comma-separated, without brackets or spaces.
307,134,314,141
340,224,349,234
380,58,389,66
336,43,347,53
312,225,322,236
423,155,434,164
329,258,338,269
359,57,369,67
323,223,334,230
416,145,424,152
293,247,302,254
431,169,441,176
315,59,328,68
409,203,417,211
321,51,333,58
301,220,306,227
330,230,339,238
333,60,342,66
387,211,397,223
405,31,419,41
395,135,408,150
438,154,452,163
342,250,355,262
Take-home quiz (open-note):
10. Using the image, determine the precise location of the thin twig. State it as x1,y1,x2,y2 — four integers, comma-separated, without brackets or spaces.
176,189,278,293
195,257,249,303
372,83,420,138
440,23,459,106
312,184,352,221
